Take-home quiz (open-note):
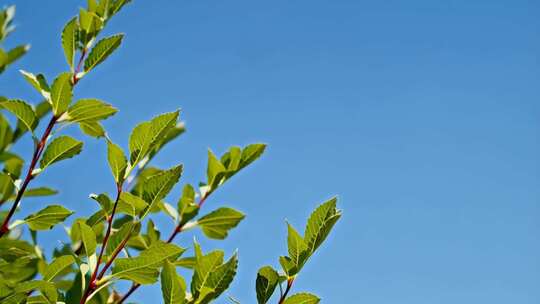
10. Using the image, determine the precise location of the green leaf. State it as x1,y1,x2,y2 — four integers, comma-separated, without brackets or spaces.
118,192,148,218
207,149,226,191
256,266,279,304
43,255,75,281
112,242,185,284
197,207,245,240
19,70,50,99
109,0,132,17
0,173,15,202
283,293,320,304
128,111,179,166
178,184,199,226
287,223,309,274
78,221,97,255
279,256,296,277
64,98,117,123
50,72,73,115
174,257,196,269
191,244,224,300
40,136,83,169
106,221,139,257
304,197,341,255
61,17,78,70
84,34,123,73
90,193,112,215
238,143,266,170
15,280,57,303
0,114,14,151
140,165,183,219
160,260,186,304
7,187,58,200
78,8,103,47
0,99,37,131
79,120,106,138
24,205,73,231
107,141,127,183
193,251,238,303
6,44,29,66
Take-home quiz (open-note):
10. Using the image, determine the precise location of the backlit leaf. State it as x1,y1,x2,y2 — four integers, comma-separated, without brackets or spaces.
197,207,245,240
50,72,73,115
84,34,123,73
24,205,73,230
40,135,83,169
0,99,37,131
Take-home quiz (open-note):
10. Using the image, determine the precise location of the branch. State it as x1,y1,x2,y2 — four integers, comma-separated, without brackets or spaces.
117,193,208,304
80,183,123,304
277,277,295,304
0,115,58,238
0,46,88,238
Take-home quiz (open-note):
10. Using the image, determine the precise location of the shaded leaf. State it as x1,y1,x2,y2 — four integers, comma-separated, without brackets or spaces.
78,221,97,255
256,266,279,304
112,242,184,284
178,184,199,226
43,255,75,281
79,120,105,138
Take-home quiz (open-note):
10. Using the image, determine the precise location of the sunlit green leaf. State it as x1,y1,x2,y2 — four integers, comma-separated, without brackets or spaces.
24,205,73,231
140,165,182,219
65,98,117,123
282,293,320,304
61,17,78,70
50,72,73,115
0,99,37,131
84,34,123,73
107,141,127,184
160,260,186,304
304,197,341,255
197,207,245,240
40,136,83,169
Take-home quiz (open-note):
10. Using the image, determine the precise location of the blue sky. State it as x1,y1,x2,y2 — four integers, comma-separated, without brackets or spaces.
1,0,539,303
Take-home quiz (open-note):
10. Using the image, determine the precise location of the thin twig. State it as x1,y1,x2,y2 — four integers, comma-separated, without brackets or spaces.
0,115,58,238
117,193,208,303
80,183,123,304
278,277,295,304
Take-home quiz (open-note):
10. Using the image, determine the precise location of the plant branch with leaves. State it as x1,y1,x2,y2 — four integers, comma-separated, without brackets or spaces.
0,2,342,304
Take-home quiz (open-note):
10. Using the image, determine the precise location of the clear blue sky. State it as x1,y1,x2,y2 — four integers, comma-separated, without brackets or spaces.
1,0,539,303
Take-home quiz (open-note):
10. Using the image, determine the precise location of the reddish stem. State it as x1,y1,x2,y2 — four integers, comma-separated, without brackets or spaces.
278,278,295,304
117,193,207,303
73,48,87,85
0,115,58,238
80,183,123,304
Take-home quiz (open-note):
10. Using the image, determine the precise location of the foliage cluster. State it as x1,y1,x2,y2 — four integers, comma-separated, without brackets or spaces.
0,2,341,303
